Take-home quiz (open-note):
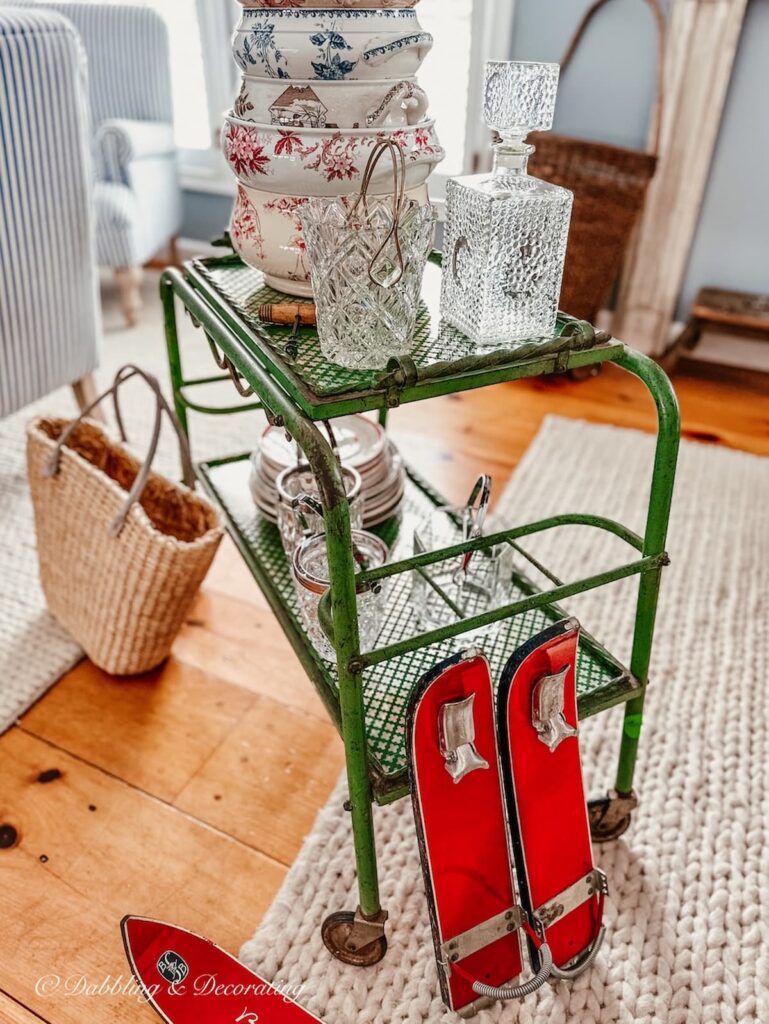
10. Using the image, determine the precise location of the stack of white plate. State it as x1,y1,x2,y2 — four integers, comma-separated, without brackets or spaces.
249,414,406,529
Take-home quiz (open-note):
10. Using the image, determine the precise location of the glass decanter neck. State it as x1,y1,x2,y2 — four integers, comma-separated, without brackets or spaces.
491,138,535,176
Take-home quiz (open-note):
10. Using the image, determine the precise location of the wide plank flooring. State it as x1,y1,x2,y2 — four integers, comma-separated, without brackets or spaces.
2,351,767,1020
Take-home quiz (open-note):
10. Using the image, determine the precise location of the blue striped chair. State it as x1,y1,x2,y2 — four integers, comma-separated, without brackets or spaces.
0,6,100,417
9,1,184,324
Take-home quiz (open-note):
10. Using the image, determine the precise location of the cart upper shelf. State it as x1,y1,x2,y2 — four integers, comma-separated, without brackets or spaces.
184,255,626,422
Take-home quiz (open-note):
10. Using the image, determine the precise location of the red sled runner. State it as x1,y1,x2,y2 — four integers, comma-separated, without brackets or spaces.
122,916,324,1024
498,618,607,979
408,618,607,1016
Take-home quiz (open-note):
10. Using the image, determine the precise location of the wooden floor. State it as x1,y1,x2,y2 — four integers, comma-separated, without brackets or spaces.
2,355,767,1022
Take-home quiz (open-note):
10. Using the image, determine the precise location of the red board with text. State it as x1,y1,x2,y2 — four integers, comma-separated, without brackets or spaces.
122,917,323,1024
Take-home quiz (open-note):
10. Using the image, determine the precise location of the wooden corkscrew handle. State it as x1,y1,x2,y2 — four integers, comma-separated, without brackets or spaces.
258,303,316,327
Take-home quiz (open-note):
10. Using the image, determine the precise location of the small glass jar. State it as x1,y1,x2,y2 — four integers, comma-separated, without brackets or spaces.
412,506,513,644
276,463,363,556
292,530,389,660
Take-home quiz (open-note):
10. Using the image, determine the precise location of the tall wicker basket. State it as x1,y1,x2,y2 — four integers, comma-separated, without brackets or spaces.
27,366,224,675
528,0,665,324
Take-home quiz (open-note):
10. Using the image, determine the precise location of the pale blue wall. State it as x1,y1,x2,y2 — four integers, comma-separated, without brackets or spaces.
511,0,767,319
182,189,232,243
511,0,667,151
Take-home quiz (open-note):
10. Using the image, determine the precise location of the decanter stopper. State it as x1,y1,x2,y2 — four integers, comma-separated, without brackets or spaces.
483,60,560,144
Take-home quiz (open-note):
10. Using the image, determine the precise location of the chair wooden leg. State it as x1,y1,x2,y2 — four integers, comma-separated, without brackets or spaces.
168,235,181,267
115,266,143,327
71,372,105,422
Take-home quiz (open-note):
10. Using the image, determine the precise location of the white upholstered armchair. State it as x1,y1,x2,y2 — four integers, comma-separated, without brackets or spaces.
9,1,184,325
53,3,183,325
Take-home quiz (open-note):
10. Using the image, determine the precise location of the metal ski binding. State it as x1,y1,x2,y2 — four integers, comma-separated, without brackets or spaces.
438,694,490,783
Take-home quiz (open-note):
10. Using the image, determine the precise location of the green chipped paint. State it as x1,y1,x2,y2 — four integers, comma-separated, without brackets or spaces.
182,256,626,421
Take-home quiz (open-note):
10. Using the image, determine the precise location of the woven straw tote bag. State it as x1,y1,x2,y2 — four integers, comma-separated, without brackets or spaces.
27,366,224,675
528,0,666,325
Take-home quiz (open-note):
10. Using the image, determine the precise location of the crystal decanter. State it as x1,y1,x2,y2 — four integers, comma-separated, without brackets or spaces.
441,61,573,347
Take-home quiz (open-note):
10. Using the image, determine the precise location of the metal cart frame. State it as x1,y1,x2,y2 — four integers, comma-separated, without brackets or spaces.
160,255,680,965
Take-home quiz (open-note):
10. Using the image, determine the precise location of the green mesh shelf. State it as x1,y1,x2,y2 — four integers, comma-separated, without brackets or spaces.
192,256,441,397
198,455,640,804
186,254,624,421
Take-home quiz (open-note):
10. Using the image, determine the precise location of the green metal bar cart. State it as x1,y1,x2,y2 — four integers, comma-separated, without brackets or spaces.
160,254,680,964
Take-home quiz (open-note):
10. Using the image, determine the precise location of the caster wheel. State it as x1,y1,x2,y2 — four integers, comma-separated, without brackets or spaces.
588,789,638,843
321,911,388,967
590,813,632,843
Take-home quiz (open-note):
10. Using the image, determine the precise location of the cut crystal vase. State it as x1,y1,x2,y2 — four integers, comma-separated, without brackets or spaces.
441,61,573,348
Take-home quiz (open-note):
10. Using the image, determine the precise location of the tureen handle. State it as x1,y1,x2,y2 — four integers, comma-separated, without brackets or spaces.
365,81,429,128
362,32,433,69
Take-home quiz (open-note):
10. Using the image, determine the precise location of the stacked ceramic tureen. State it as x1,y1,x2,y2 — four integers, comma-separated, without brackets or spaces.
224,0,443,297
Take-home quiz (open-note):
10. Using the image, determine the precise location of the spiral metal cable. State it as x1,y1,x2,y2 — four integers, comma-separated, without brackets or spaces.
470,942,553,1002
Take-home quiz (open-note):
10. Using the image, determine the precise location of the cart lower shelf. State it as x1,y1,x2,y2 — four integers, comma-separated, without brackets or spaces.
199,455,641,804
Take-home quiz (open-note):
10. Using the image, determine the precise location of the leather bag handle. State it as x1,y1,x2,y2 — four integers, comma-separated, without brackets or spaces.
559,0,666,156
43,365,197,538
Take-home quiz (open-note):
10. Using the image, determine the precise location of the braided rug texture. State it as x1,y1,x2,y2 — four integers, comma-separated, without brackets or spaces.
241,416,769,1024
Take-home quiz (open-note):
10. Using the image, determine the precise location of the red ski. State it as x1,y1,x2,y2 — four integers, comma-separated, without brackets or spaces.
498,618,607,978
121,916,323,1024
407,650,551,1017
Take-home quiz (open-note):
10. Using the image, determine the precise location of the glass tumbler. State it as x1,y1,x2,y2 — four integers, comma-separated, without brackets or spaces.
412,506,513,644
292,530,389,661
276,462,363,556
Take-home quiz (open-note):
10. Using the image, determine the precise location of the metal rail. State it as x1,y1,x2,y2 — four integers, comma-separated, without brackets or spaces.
350,554,665,672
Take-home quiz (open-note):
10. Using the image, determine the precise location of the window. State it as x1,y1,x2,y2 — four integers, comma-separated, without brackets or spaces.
418,0,476,179
146,0,211,151
178,0,241,192
418,0,517,196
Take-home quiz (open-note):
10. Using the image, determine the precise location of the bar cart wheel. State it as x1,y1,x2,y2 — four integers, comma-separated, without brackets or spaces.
321,909,389,967
588,790,639,843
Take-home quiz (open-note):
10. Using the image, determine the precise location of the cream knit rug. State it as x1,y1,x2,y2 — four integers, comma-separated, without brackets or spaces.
241,417,769,1024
